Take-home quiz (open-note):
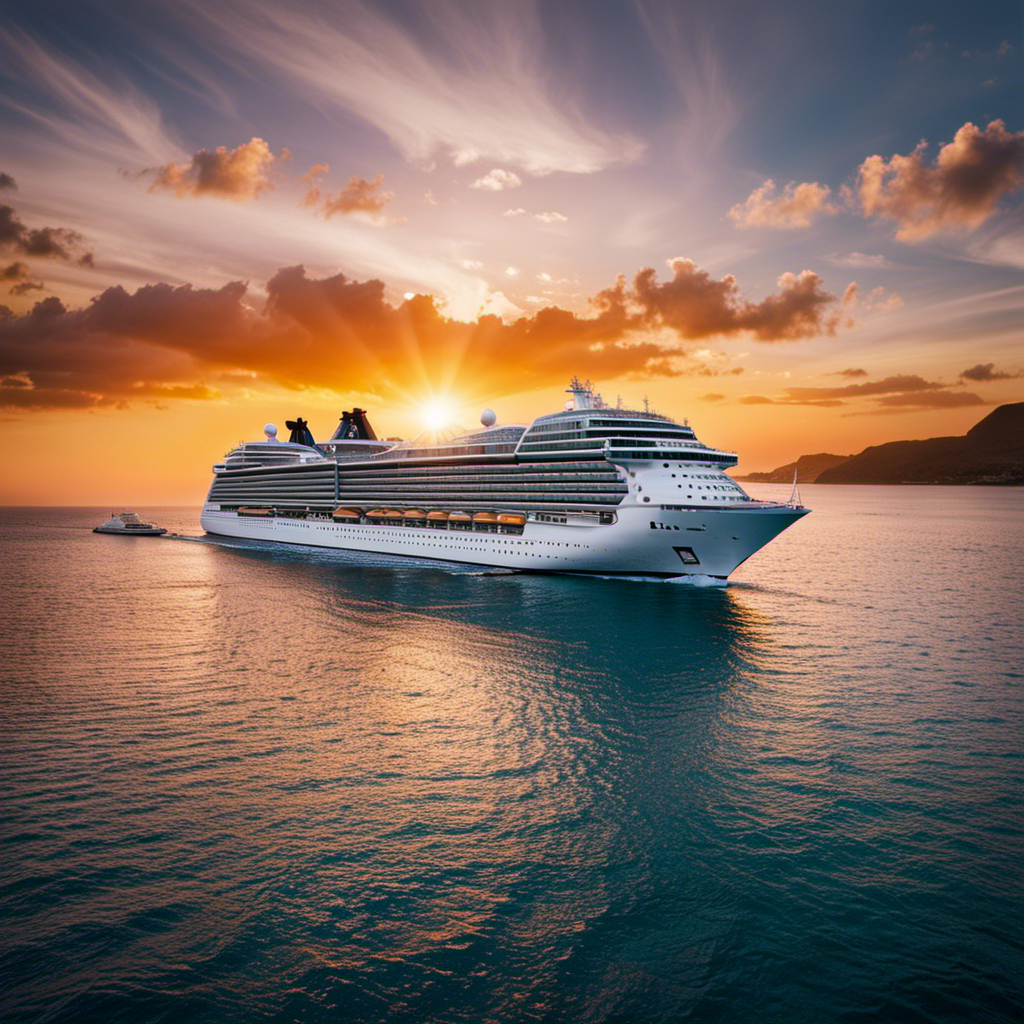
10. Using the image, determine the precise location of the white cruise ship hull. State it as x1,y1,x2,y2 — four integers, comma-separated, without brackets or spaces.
200,502,806,578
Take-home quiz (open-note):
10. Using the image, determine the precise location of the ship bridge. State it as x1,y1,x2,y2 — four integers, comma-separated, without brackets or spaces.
514,379,737,468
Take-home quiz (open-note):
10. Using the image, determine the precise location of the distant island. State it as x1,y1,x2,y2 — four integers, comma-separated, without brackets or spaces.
738,452,852,484
736,402,1024,485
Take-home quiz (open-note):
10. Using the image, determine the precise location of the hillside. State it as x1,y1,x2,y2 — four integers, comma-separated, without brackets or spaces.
814,402,1024,484
737,452,851,483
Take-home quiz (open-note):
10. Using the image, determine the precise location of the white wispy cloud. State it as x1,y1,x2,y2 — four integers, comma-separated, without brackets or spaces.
826,252,896,269
0,25,182,164
633,1,740,169
181,0,642,174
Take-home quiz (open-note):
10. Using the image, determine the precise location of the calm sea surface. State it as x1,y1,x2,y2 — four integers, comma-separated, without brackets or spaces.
1,487,1022,1024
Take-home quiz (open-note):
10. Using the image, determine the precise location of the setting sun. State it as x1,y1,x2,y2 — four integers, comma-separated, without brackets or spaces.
421,398,456,432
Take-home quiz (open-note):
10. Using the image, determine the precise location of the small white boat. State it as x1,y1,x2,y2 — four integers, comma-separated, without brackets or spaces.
93,512,167,536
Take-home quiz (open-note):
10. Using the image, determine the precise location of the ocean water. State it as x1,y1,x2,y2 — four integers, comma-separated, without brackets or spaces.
1,487,1022,1024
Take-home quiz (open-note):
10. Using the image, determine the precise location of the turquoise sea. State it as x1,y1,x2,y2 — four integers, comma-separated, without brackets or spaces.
1,486,1022,1023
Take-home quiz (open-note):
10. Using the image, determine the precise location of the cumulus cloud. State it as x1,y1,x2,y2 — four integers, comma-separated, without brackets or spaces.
303,173,395,219
0,258,848,410
960,362,1019,381
503,208,526,217
621,258,846,341
853,120,1024,240
0,204,93,264
471,169,522,191
148,137,283,201
701,393,725,402
832,367,869,378
0,173,16,191
729,179,836,229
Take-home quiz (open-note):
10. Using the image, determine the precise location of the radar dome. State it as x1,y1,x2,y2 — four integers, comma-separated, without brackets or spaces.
264,423,278,440
480,408,497,427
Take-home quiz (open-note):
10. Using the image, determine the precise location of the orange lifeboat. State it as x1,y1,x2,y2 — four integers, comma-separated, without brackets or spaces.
448,511,472,530
496,513,526,526
332,507,361,521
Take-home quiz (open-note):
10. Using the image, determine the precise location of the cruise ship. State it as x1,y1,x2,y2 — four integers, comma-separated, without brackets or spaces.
200,379,808,578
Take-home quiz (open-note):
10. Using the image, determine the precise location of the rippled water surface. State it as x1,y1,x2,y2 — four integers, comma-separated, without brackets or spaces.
2,488,1022,1023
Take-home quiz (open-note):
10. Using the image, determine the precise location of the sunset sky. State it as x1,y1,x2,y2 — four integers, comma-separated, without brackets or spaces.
1,0,1022,503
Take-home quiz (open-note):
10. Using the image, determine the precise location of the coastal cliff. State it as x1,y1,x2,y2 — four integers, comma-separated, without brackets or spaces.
741,403,1024,485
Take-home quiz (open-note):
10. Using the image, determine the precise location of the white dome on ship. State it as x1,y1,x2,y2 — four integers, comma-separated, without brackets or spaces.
480,408,497,427
264,423,278,439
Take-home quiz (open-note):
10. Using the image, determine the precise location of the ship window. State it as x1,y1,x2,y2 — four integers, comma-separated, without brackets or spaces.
673,546,700,565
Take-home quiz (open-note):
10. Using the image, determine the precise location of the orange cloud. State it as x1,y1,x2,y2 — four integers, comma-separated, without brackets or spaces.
729,179,836,229
0,259,847,410
624,258,845,341
873,392,985,408
149,137,281,201
321,174,394,218
783,374,946,401
739,374,987,412
841,281,902,314
302,171,395,220
853,120,1024,240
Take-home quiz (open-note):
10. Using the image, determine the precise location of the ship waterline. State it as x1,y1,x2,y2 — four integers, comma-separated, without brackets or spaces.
200,379,808,578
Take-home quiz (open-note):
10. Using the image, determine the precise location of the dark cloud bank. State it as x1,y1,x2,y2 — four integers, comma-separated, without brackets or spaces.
0,259,846,410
